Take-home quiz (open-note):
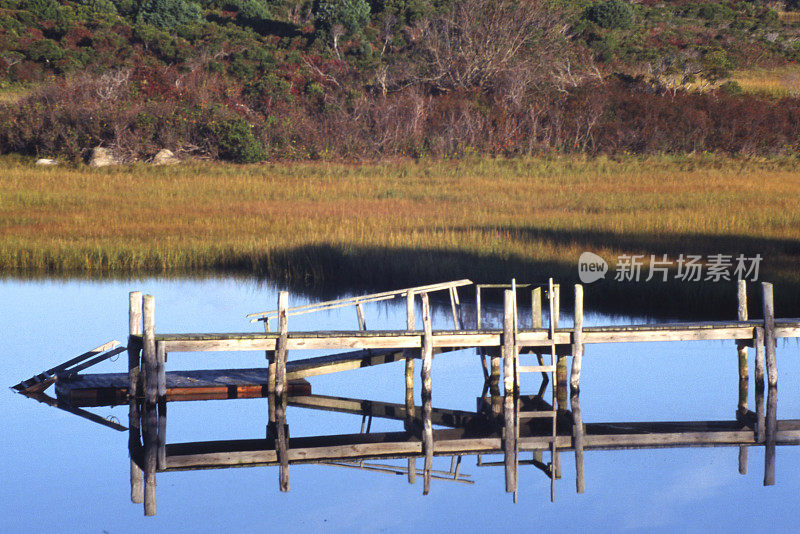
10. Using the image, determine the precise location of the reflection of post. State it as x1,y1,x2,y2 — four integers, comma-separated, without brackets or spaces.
765,385,777,486
143,403,157,516
128,397,143,504
570,391,585,494
265,312,276,439
143,295,156,406
553,284,567,409
737,280,748,474
404,291,416,484
128,292,143,504
156,341,166,403
503,290,517,494
157,401,166,471
275,291,290,492
420,293,433,495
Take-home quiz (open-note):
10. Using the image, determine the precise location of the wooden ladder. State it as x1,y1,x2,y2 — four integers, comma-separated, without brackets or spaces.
514,278,559,502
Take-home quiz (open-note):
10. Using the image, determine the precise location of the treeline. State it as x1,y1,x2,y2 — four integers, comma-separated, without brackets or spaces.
1,0,800,161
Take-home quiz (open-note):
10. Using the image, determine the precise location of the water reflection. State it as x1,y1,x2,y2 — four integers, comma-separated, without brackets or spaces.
17,374,783,516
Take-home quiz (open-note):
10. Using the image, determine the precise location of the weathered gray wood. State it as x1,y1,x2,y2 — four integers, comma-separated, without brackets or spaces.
737,280,748,474
128,291,142,400
755,327,766,444
502,290,517,493
765,385,777,486
143,295,156,405
421,293,433,495
156,341,166,401
571,392,585,494
275,291,289,492
356,302,366,331
404,291,416,483
128,397,143,504
532,287,542,329
475,286,482,330
762,283,777,387
570,284,584,393
143,403,157,516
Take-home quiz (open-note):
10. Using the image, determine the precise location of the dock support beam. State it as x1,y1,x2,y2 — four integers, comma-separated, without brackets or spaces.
143,295,156,406
503,290,518,495
762,282,777,486
404,291,416,484
570,284,585,494
421,293,434,495
275,291,290,492
736,280,749,474
128,291,143,504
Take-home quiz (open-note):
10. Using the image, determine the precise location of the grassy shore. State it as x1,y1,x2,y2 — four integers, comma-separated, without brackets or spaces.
2,155,800,316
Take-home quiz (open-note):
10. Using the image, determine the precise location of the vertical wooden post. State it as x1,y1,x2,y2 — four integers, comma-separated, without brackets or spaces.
265,313,276,439
128,291,143,504
156,341,166,402
737,280,748,474
143,402,157,516
356,301,367,331
275,291,290,492
755,327,766,444
449,286,461,329
532,287,542,329
142,295,156,406
762,283,777,388
404,291,416,484
570,285,584,393
476,286,482,330
128,291,142,400
420,293,433,495
553,284,567,410
503,290,517,494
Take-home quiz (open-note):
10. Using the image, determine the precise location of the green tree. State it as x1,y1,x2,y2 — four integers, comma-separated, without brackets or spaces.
137,0,202,30
585,0,634,30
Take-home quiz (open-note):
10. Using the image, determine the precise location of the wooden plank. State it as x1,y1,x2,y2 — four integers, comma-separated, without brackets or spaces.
532,287,542,329
156,341,166,401
421,293,433,495
755,327,766,444
143,295,156,405
404,291,416,484
763,283,778,388
275,291,289,492
737,280,749,475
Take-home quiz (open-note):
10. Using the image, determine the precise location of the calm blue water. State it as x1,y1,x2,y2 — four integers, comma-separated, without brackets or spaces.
2,277,799,533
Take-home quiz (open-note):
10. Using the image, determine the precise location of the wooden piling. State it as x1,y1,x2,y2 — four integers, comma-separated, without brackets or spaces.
156,341,166,402
532,287,542,328
142,295,156,406
143,403,157,516
553,284,567,409
421,292,434,495
762,283,777,388
404,291,416,484
755,327,766,444
503,290,517,493
275,291,290,492
128,291,142,400
736,280,748,474
127,291,143,504
570,285,584,393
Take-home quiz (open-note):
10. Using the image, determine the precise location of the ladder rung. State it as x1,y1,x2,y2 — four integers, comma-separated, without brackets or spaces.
518,365,554,373
519,410,557,418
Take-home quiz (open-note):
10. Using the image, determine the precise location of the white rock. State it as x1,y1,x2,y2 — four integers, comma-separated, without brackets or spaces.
35,158,58,166
88,147,119,167
151,148,179,165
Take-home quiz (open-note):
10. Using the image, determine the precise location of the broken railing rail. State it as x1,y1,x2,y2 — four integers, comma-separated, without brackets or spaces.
246,279,472,330
11,339,124,394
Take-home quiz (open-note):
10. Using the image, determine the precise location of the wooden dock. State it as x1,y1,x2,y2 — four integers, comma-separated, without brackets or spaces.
12,278,799,515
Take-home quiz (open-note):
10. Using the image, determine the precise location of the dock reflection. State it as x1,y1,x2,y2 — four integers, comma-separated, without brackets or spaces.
116,378,791,516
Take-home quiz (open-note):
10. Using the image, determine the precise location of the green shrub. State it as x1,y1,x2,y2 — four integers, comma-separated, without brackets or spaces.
24,39,65,62
213,116,267,162
137,0,202,30
25,0,60,20
719,80,743,95
585,0,634,30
